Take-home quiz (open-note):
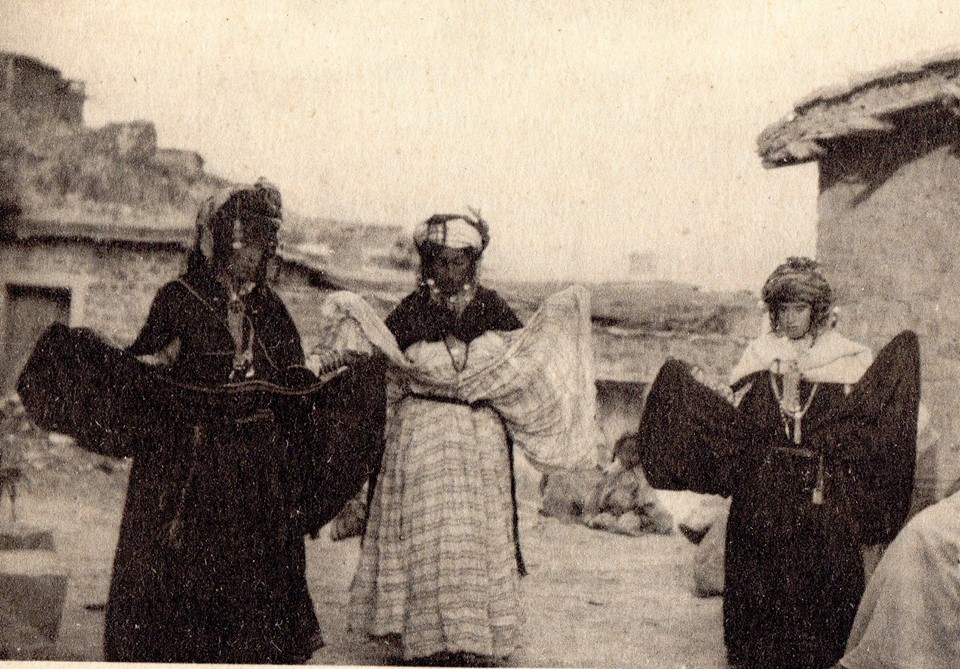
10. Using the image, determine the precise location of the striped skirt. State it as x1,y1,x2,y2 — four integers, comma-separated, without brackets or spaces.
348,395,523,661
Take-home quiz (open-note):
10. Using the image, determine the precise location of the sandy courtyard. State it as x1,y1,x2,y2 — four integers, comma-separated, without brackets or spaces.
11,460,726,668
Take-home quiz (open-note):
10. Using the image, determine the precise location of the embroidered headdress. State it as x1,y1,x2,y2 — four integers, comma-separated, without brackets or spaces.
192,178,283,268
762,256,833,332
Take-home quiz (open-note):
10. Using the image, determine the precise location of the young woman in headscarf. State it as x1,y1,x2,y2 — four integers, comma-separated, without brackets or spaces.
103,181,324,664
621,257,920,669
346,213,600,666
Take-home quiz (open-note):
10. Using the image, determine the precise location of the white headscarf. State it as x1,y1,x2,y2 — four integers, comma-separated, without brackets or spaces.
413,214,487,251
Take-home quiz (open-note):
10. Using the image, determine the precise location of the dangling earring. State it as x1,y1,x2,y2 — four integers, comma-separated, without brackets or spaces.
231,219,244,249
828,306,840,329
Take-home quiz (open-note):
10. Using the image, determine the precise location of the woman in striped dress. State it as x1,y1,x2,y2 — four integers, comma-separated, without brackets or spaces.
348,213,599,666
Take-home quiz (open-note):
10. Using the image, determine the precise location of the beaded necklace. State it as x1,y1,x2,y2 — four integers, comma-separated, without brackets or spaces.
769,371,825,505
769,372,819,445
224,281,256,380
425,279,477,372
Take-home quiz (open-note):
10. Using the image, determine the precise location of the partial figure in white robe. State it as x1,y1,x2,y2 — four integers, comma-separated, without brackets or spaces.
839,489,960,669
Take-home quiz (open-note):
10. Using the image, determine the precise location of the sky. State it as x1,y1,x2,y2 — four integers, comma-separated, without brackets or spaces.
2,0,959,289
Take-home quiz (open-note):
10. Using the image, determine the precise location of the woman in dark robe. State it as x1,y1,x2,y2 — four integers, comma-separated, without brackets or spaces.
623,258,920,669
103,181,322,664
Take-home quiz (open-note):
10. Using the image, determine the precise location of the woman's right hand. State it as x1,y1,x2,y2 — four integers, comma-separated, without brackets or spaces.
135,338,181,366
601,459,626,478
307,347,371,375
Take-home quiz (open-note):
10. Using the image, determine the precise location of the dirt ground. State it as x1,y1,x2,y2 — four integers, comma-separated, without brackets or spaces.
10,457,727,668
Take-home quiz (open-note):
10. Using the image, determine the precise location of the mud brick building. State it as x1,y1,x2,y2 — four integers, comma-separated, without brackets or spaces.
758,52,960,504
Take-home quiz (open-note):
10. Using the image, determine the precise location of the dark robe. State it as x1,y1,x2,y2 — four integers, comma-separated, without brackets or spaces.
624,331,920,669
379,285,527,574
16,266,387,664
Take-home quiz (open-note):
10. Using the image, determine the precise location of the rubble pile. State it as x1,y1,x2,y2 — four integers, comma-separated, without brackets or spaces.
1,394,129,488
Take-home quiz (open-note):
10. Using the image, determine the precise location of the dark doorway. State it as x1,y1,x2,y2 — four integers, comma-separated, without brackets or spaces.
2,284,71,392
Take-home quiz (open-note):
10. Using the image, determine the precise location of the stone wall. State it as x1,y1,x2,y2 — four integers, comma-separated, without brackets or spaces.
816,118,960,503
593,327,747,383
0,239,335,353
590,327,749,448
1,236,753,453
153,149,204,182
0,240,180,344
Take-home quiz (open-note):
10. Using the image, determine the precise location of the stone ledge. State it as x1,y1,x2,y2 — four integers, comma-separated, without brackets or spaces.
0,526,68,659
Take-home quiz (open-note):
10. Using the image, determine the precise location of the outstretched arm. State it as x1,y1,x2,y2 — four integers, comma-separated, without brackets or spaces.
626,359,754,497
819,330,921,544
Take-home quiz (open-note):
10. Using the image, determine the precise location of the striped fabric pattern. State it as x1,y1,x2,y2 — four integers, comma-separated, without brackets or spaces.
349,393,521,659
457,285,602,472
346,286,601,660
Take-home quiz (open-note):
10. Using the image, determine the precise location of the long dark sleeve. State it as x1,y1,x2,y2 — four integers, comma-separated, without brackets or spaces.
809,330,920,544
628,358,753,497
17,324,161,458
127,283,182,356
257,290,305,372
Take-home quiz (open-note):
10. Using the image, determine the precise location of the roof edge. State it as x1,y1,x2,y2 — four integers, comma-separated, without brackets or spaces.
758,50,960,168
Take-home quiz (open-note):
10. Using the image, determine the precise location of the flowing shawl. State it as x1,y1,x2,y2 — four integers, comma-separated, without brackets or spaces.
626,332,919,668
632,331,919,544
314,285,603,472
16,322,386,537
18,321,386,664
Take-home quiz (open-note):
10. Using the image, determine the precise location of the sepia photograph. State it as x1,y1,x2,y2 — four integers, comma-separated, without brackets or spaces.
0,1,957,667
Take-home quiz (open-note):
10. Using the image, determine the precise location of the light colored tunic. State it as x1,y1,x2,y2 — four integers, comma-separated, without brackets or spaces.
841,490,960,669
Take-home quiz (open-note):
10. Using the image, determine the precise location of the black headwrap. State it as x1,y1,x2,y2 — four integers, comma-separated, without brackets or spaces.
190,179,282,276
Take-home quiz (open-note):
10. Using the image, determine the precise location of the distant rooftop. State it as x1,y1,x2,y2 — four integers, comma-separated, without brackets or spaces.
0,51,61,76
0,214,342,288
758,51,960,168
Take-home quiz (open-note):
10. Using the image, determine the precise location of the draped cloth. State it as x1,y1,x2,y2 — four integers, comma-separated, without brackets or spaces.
627,331,920,669
316,286,602,473
728,328,873,386
17,324,386,538
312,290,410,367
16,319,387,663
342,286,601,661
840,490,960,669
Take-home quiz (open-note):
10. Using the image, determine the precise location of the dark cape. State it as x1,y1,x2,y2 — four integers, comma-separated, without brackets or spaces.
17,268,386,664
623,331,920,669
380,285,527,574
